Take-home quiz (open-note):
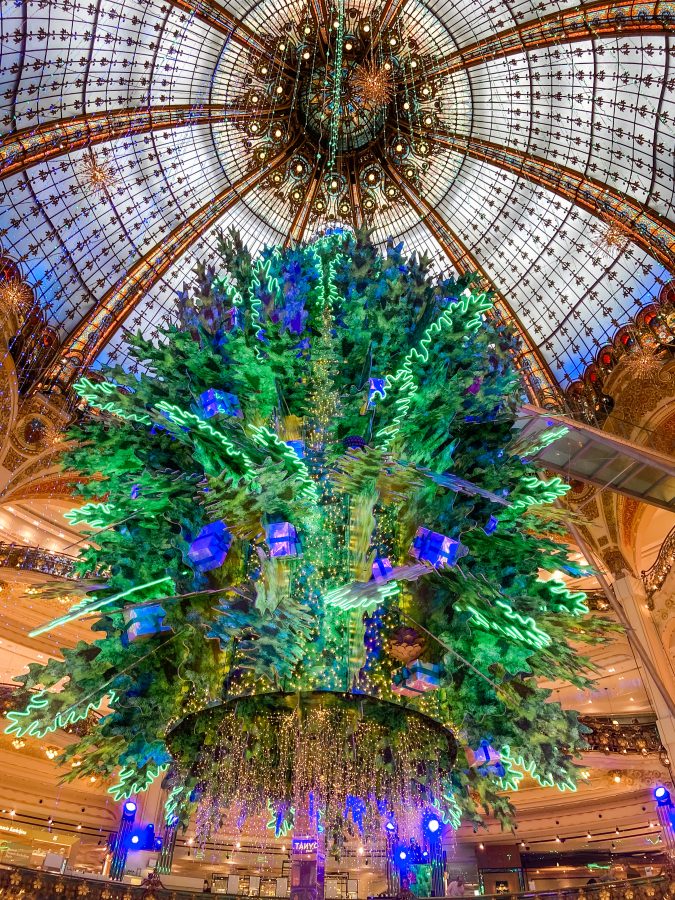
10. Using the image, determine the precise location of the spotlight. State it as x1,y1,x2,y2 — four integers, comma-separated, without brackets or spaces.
427,817,440,834
385,821,396,832
399,850,407,861
654,786,671,806
123,800,137,816
131,835,140,845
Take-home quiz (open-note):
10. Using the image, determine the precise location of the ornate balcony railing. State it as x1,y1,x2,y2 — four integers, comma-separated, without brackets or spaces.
475,877,674,900
0,867,671,900
642,524,675,602
580,716,664,756
0,541,78,580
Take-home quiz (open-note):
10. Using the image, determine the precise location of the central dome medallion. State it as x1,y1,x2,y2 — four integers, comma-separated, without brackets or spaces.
219,1,453,225
300,58,390,153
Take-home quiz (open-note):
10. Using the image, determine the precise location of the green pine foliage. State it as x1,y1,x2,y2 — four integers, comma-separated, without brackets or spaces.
7,229,612,828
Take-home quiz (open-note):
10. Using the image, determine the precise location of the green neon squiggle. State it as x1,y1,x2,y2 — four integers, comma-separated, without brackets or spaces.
5,690,117,741
325,579,400,612
501,745,576,792
458,599,551,650
509,475,570,512
544,578,588,617
28,576,174,637
248,424,317,502
375,290,493,449
108,763,169,802
64,502,116,529
164,784,186,825
74,378,152,426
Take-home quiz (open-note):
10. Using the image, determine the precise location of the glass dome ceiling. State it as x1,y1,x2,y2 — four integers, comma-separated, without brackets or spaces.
0,0,673,389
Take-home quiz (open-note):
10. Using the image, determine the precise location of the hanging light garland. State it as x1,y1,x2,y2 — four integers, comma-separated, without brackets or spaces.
168,692,457,846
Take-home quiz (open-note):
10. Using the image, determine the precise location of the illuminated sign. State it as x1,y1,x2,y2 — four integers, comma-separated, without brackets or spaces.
0,825,27,836
292,838,317,855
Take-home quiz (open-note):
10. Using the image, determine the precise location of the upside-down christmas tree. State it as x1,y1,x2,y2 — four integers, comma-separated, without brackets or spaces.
7,229,609,850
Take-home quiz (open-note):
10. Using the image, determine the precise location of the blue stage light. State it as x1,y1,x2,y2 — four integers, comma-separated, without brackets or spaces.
385,821,396,832
399,850,407,861
654,786,671,806
131,835,140,845
123,800,137,815
427,817,440,834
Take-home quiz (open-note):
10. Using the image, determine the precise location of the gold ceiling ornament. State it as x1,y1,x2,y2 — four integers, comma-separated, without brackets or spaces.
623,338,662,379
232,5,443,228
80,151,119,196
0,277,34,313
350,61,394,108
593,215,631,259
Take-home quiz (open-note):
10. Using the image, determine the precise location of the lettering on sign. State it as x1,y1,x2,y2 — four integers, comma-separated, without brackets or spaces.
292,838,318,854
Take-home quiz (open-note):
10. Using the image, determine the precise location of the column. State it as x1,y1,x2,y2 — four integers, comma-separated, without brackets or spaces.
290,802,325,900
109,799,138,881
612,573,675,778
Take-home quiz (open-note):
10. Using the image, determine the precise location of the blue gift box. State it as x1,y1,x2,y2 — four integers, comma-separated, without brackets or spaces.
467,741,500,767
122,603,171,645
410,527,466,568
405,660,440,692
266,521,299,558
200,388,242,419
372,556,393,582
367,377,386,409
188,520,232,572
484,515,499,536
285,440,305,459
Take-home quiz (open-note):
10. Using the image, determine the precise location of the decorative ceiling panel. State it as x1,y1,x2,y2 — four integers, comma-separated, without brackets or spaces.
1,0,673,390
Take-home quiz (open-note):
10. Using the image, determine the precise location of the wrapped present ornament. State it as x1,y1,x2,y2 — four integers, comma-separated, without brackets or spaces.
391,667,419,697
122,603,171,645
466,741,501,768
266,521,300,558
484,515,499,535
371,556,393,582
410,527,467,568
391,660,440,695
367,377,386,409
404,660,440,692
188,520,232,572
199,388,242,419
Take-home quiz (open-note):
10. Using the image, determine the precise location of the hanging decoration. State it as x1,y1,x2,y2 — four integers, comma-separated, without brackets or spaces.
9,229,610,840
79,151,119,196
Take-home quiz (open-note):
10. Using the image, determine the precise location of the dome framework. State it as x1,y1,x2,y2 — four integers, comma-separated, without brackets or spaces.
0,0,673,399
